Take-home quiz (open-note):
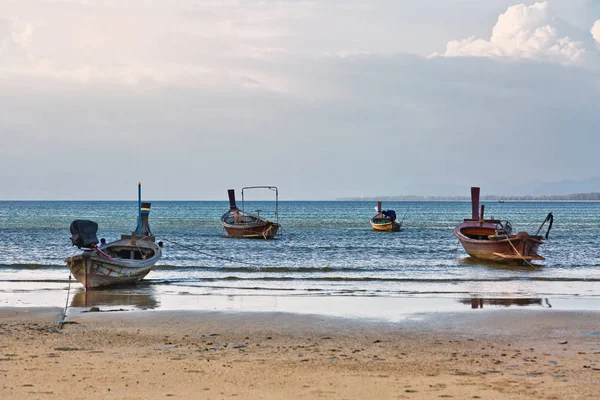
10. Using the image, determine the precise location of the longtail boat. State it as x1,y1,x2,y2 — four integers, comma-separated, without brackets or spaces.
370,202,401,232
221,186,281,239
65,183,162,289
454,187,553,265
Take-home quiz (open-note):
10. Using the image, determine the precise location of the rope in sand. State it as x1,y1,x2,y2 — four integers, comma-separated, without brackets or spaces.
57,274,72,331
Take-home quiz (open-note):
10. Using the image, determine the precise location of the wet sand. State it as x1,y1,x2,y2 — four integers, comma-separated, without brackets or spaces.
1,307,599,399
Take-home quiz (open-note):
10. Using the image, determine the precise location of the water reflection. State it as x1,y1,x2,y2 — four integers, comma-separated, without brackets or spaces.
459,298,552,309
458,256,543,270
70,284,159,310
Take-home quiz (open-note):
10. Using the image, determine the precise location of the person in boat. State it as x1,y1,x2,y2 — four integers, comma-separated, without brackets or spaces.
99,238,107,247
233,209,243,224
381,210,397,221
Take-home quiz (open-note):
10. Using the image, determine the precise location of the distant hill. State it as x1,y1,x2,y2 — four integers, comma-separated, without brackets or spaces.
339,177,600,200
337,193,600,201
483,177,600,196
529,177,600,195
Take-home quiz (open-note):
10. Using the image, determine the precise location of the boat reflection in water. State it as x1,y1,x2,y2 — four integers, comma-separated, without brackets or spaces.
458,256,543,271
459,298,552,309
70,285,159,310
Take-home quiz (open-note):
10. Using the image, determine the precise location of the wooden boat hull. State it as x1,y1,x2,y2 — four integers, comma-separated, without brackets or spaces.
222,187,281,239
370,219,401,232
454,225,544,264
453,187,548,265
65,238,161,289
222,221,280,239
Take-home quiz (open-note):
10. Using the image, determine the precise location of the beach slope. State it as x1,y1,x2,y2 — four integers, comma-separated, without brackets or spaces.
1,308,599,399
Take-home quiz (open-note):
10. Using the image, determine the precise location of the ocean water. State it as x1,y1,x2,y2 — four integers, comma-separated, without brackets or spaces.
1,200,599,314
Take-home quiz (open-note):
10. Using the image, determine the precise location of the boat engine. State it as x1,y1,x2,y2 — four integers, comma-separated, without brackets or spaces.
70,220,99,249
494,220,513,237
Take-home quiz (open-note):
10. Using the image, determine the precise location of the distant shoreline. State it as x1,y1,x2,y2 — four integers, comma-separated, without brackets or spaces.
337,193,600,202
336,199,600,202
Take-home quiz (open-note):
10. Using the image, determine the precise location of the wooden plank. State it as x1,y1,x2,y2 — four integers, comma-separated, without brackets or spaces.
492,252,545,261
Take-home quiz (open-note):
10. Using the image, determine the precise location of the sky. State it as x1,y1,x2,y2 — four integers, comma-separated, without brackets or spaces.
1,0,599,200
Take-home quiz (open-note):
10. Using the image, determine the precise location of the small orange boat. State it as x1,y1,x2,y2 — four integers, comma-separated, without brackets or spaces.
370,202,402,232
454,187,553,265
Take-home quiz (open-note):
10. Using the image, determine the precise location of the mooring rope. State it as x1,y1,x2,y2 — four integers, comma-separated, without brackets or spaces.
159,237,271,266
400,209,409,225
56,273,73,331
504,235,537,268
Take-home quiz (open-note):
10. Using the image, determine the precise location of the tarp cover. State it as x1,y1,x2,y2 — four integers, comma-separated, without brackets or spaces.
70,220,99,249
382,210,397,220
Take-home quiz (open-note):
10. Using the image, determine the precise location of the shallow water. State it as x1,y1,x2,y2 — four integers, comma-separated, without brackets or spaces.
1,200,599,314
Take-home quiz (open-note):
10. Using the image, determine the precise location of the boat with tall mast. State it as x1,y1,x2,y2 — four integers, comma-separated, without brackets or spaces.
454,187,552,265
221,186,281,239
65,183,162,289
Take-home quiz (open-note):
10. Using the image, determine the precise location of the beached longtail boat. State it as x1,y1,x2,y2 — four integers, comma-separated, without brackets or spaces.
370,202,401,232
454,187,553,265
65,183,162,289
221,186,281,239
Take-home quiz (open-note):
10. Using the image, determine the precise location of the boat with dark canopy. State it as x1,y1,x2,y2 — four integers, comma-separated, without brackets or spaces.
454,187,553,265
65,183,162,289
221,186,281,239
370,202,401,232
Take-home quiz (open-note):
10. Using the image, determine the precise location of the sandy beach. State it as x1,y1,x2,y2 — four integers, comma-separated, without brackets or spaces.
1,307,599,399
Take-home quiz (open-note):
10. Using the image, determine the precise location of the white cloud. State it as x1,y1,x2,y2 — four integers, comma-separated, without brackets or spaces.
1,0,597,91
434,2,585,64
0,1,309,89
332,51,372,58
593,20,600,45
0,18,33,59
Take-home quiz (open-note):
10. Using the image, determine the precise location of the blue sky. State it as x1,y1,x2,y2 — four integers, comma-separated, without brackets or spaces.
1,1,599,200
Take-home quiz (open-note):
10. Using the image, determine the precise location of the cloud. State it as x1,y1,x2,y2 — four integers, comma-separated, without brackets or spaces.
593,20,600,44
7,0,594,89
0,18,33,59
433,2,585,64
0,1,307,88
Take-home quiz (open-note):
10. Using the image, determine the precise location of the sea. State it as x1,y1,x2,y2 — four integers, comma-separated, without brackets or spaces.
1,200,599,320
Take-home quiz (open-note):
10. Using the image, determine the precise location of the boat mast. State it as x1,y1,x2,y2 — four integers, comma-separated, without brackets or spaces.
471,187,480,220
135,182,142,236
275,187,278,225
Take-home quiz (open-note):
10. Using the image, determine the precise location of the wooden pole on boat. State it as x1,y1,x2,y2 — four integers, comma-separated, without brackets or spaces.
227,189,237,210
471,187,480,220
275,187,279,225
377,202,382,213
136,182,142,236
